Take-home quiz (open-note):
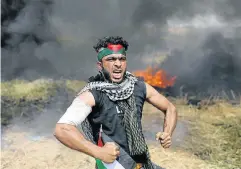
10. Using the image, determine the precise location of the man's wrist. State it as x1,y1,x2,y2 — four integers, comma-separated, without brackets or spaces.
79,140,103,160
163,128,172,136
92,146,103,159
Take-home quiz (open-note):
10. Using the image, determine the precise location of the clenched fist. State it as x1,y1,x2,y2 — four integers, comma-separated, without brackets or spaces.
98,142,120,163
156,132,172,149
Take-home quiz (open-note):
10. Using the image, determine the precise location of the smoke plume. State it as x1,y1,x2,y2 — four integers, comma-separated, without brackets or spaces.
2,0,241,152
2,0,241,95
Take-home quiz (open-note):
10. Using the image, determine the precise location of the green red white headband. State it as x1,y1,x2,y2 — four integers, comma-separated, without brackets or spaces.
97,44,126,61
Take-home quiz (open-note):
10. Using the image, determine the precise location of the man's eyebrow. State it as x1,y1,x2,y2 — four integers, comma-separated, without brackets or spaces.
106,56,126,59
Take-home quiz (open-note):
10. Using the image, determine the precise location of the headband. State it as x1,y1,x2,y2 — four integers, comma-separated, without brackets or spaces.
97,44,126,61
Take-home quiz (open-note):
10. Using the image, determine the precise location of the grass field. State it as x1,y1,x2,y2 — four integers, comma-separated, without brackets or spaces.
1,79,241,169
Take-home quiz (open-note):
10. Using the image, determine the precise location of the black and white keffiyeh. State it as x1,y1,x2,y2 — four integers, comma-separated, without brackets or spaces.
79,71,136,101
79,71,154,169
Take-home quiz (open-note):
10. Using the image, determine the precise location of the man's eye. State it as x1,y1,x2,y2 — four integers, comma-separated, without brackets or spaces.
106,57,126,61
107,58,116,61
119,57,126,61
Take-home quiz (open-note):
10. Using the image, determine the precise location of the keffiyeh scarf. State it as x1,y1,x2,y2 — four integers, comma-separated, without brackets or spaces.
79,71,154,169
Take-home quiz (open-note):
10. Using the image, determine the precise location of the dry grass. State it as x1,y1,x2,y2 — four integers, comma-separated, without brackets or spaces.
173,100,241,169
65,80,87,93
142,99,241,168
1,80,241,169
1,79,58,101
1,79,87,101
1,79,86,125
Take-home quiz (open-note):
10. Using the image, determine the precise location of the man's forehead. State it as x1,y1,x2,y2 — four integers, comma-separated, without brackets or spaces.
104,54,126,58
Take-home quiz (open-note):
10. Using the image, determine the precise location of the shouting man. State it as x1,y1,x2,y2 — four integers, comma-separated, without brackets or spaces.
54,36,177,169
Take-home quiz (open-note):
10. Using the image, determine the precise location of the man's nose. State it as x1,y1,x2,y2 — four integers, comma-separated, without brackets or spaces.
114,59,122,67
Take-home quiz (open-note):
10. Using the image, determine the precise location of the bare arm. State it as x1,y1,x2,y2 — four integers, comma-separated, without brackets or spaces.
53,91,101,158
54,123,102,158
54,91,120,163
145,83,177,136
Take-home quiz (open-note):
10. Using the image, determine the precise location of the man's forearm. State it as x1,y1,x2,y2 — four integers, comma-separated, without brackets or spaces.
163,104,177,136
54,124,101,159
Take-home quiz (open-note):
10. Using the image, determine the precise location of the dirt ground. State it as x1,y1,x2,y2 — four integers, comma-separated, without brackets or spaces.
1,104,214,169
1,130,212,169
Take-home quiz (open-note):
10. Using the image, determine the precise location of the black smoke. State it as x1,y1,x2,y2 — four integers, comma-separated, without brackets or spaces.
161,31,241,97
1,0,241,96
1,0,60,80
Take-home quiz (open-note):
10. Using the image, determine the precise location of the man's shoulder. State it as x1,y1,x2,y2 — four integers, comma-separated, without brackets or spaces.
84,89,107,107
77,90,96,107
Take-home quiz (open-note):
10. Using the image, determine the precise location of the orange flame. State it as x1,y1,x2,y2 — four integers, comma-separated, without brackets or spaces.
133,67,177,88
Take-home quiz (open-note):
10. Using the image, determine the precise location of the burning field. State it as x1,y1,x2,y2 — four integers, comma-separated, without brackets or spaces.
133,67,176,89
1,0,241,169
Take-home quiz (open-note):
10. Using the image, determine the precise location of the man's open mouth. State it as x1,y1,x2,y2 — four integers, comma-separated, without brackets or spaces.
113,70,122,79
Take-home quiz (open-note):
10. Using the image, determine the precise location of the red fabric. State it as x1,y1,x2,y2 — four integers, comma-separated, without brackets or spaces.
97,132,104,147
107,44,123,51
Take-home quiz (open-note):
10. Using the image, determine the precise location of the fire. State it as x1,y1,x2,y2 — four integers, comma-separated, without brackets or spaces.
133,67,176,88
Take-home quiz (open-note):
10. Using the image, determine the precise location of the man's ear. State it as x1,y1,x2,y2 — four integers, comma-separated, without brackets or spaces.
97,61,103,71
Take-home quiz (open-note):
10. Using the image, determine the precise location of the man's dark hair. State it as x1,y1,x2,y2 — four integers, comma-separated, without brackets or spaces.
93,36,129,52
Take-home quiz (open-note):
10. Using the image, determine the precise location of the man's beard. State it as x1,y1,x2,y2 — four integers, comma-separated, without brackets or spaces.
101,67,126,84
